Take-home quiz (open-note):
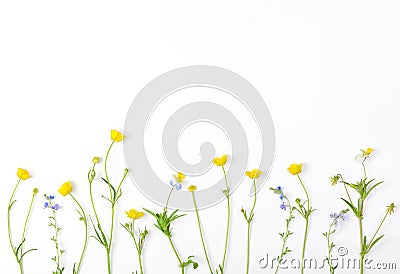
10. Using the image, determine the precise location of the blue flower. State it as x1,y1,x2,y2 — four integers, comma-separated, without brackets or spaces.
44,202,49,208
52,204,60,210
280,202,287,210
49,195,55,200
277,186,282,191
170,180,182,190
330,209,348,225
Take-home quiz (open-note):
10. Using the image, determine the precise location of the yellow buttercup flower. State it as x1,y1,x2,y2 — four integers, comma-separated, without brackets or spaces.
111,129,124,142
92,157,100,164
213,154,228,166
362,148,373,156
188,185,197,192
125,209,145,220
245,169,262,179
58,181,73,196
17,168,30,180
288,163,302,175
173,172,186,183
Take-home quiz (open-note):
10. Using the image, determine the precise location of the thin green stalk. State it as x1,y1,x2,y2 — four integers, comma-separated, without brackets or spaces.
165,186,175,210
7,179,22,258
301,219,309,274
108,170,128,256
274,199,293,274
326,222,335,274
297,175,310,274
368,210,389,252
359,217,364,274
89,185,99,225
48,198,63,273
343,184,354,205
69,193,88,274
104,141,115,274
246,179,257,274
131,221,144,274
18,191,36,273
104,141,115,186
192,192,213,273
167,236,184,274
359,160,366,274
221,165,231,271
106,247,111,274
362,162,367,178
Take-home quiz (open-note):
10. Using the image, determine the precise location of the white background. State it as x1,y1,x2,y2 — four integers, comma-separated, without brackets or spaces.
1,1,400,273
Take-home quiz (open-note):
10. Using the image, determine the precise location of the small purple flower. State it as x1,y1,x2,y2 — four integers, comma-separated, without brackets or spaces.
277,186,282,191
330,210,348,226
280,203,287,210
52,204,60,210
170,180,182,190
49,195,55,200
44,202,49,208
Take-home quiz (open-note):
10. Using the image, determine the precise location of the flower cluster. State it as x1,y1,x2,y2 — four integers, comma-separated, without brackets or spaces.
329,210,348,226
44,195,60,210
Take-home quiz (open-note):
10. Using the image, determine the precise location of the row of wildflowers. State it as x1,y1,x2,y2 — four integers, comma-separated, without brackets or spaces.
7,136,395,274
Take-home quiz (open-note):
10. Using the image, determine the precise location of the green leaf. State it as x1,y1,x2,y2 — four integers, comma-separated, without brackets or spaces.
340,198,357,216
367,235,385,254
366,181,384,197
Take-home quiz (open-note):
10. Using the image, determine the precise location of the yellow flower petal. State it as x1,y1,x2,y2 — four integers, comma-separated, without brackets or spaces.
246,169,262,179
125,209,145,220
58,181,73,196
364,148,373,156
188,185,197,192
92,157,100,164
213,154,228,166
111,129,124,142
173,172,186,183
287,163,302,175
17,168,30,180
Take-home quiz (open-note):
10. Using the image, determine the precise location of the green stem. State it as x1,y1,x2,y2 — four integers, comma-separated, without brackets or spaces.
368,211,389,251
343,184,354,205
274,198,293,274
192,192,213,273
358,199,365,274
69,193,88,274
104,141,115,185
246,222,251,274
362,162,367,178
221,165,231,271
246,179,257,274
165,186,175,210
7,179,22,259
297,175,310,274
89,167,102,227
359,217,364,274
49,202,62,272
301,219,309,274
106,247,111,274
326,222,335,274
131,221,144,274
167,236,184,274
108,171,128,258
18,191,36,274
